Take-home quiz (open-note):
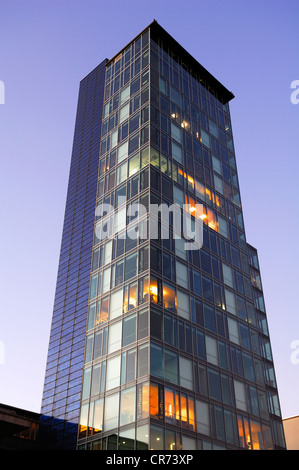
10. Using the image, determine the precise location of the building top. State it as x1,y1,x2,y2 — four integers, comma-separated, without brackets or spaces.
107,20,234,105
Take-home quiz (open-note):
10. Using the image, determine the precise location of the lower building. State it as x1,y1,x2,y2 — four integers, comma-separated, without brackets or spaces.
0,404,40,450
283,415,299,450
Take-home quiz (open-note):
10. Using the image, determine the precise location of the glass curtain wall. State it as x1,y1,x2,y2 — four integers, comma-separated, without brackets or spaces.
77,23,285,451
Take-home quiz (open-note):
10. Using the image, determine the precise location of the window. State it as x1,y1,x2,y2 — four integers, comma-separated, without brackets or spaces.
114,206,126,234
163,282,176,312
120,85,130,104
209,119,218,137
150,383,160,418
93,329,106,360
234,380,247,411
201,129,210,148
170,85,180,106
108,321,122,353
208,369,222,401
176,261,188,288
138,344,148,378
171,122,181,143
206,336,218,365
119,428,135,450
110,288,123,320
121,348,136,384
93,399,104,434
82,368,91,400
214,174,223,194
117,141,128,163
175,237,187,260
119,103,130,124
123,282,137,313
150,343,163,379
120,387,136,426
102,267,111,294
228,317,239,344
125,252,138,281
123,313,137,346
173,185,184,206
172,141,182,164
165,349,178,385
129,153,139,176
89,274,98,300
106,355,121,391
79,404,88,438
177,290,190,320
136,424,149,450
182,435,196,450
218,216,228,238
225,288,236,315
104,393,119,431
88,362,99,397
179,356,193,390
117,161,127,185
96,296,109,325
87,303,96,330
150,424,164,450
222,263,233,287
196,400,210,435
195,179,205,200
110,129,118,149
103,240,112,266
164,387,177,422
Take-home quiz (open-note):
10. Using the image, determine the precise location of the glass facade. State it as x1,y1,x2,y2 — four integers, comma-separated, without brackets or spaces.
41,21,286,451
39,60,107,449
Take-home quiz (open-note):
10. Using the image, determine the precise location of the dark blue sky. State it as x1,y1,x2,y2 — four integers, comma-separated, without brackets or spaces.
0,0,298,418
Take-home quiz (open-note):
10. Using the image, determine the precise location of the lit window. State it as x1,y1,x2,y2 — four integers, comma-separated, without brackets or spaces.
164,388,175,421
150,383,159,417
150,278,158,303
163,282,177,312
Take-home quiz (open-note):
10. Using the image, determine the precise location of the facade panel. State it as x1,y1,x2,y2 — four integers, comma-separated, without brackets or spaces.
39,60,107,450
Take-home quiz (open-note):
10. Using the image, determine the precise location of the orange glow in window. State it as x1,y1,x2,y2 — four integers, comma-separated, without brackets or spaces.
165,389,175,420
150,384,159,417
150,279,158,303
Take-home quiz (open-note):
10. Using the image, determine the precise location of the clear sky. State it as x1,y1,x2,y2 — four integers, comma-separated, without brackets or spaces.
0,0,298,420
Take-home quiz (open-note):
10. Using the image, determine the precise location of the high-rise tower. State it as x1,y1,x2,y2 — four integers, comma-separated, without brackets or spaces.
40,21,286,451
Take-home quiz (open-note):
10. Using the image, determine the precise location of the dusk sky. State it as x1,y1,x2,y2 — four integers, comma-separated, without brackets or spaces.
0,0,298,420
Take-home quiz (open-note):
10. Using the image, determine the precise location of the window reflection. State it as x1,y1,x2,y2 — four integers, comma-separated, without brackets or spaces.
150,383,159,418
150,278,158,303
123,282,137,313
96,296,109,326
120,387,136,426
163,282,177,312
